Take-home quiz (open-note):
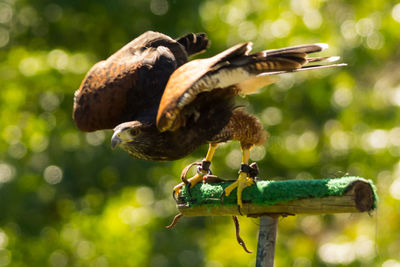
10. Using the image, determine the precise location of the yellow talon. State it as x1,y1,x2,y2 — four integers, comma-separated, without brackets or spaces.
173,143,219,199
223,180,238,197
237,173,255,208
173,172,204,197
221,147,256,210
223,171,254,208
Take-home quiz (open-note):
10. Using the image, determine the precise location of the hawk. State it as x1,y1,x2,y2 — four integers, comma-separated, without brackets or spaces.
73,31,344,209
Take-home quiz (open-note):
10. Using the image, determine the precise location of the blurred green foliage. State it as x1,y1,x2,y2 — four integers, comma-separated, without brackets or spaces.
1,0,400,266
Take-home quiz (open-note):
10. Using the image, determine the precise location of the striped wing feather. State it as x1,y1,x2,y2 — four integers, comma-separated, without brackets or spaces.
156,43,345,132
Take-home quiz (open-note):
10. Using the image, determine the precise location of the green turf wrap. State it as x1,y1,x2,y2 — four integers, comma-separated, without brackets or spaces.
179,176,377,208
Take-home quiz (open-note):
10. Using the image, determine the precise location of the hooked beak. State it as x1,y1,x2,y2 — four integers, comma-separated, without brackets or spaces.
111,131,122,149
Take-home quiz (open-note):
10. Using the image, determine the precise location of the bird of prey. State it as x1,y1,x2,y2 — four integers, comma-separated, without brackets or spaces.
73,31,344,209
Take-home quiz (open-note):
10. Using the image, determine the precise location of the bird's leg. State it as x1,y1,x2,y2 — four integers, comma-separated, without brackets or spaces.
185,143,217,189
221,146,255,214
173,143,218,197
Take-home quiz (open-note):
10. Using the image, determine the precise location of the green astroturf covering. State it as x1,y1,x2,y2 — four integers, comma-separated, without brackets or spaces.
179,176,377,208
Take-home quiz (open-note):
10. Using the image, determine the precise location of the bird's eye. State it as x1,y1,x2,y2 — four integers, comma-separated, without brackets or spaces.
129,128,140,136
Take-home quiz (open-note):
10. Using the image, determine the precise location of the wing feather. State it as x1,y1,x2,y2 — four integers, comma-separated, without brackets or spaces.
73,31,188,132
156,43,345,132
176,32,210,56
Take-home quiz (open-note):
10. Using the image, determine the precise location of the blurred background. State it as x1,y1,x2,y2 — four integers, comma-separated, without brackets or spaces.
1,0,400,266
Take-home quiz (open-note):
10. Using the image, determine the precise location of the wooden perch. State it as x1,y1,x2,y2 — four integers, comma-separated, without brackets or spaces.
175,177,376,217
172,176,377,267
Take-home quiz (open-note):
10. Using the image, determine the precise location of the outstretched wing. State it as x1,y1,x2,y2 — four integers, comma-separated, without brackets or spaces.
73,31,209,132
156,43,345,132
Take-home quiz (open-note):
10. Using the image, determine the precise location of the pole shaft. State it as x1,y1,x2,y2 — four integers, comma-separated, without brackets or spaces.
256,215,278,267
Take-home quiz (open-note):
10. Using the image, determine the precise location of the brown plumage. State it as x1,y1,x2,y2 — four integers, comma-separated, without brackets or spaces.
211,108,267,149
73,31,345,207
74,31,208,132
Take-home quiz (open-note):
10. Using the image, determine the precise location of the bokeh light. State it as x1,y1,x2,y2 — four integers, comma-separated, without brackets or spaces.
43,165,63,185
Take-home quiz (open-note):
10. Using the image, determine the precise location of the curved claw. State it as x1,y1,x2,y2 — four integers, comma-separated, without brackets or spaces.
173,161,201,201
174,157,216,202
219,172,255,215
172,181,185,201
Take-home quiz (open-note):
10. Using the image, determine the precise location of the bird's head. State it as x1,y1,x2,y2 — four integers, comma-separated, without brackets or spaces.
111,121,143,149
111,120,187,161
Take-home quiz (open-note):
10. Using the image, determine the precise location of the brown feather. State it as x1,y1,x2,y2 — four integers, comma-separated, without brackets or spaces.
156,42,342,133
211,109,267,149
73,31,190,132
74,31,345,162
156,43,252,132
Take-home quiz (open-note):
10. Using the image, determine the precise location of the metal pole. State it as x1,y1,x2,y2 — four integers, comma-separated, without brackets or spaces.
256,215,278,267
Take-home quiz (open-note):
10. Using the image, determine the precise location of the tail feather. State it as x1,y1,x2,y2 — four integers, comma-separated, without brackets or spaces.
292,63,347,71
204,43,345,94
233,43,343,74
263,43,328,56
307,56,341,63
